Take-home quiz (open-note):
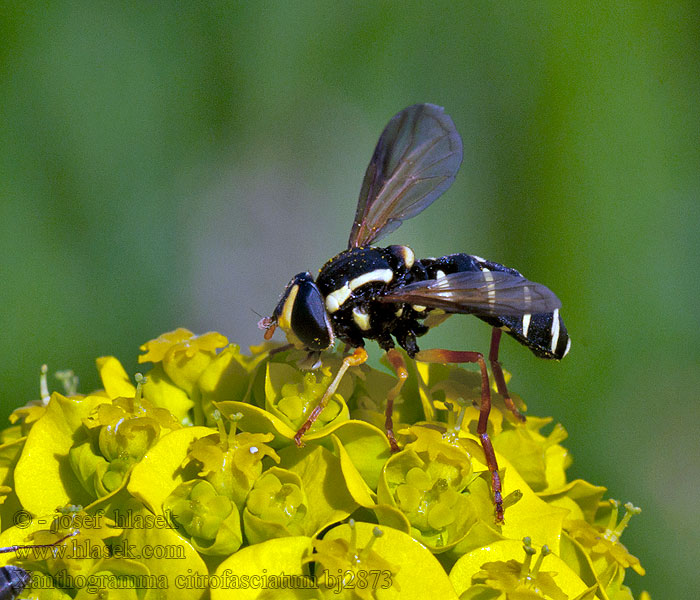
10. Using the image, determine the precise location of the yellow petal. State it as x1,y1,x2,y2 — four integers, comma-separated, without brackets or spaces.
450,539,590,599
14,394,110,515
127,426,215,513
212,536,315,600
96,356,136,399
324,521,459,599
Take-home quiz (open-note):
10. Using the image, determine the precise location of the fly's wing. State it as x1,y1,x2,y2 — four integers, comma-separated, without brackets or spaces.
378,270,562,317
348,103,463,248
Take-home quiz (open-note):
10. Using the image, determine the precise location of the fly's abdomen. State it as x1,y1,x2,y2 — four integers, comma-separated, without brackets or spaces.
419,253,570,360
492,310,570,359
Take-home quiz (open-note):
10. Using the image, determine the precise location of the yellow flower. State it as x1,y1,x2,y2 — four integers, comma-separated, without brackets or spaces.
139,328,228,395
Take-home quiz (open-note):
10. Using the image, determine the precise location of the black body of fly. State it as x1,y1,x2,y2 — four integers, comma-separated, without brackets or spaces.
312,246,569,360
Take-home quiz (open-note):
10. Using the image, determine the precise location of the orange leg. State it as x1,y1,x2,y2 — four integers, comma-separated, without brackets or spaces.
294,347,368,446
0,530,79,554
489,328,525,422
414,345,505,524
384,349,409,452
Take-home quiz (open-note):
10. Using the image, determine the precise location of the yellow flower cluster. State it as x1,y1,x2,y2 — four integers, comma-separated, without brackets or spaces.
0,328,647,599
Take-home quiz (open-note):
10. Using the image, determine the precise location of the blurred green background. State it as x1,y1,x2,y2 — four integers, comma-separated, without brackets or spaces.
1,3,698,597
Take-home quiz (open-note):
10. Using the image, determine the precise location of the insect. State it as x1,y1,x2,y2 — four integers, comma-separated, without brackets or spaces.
0,530,78,599
259,103,570,522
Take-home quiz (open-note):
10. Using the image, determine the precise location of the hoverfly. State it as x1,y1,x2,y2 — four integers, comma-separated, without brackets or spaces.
0,531,78,599
260,104,569,522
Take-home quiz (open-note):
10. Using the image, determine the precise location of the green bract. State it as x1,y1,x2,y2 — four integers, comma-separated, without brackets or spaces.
0,329,648,599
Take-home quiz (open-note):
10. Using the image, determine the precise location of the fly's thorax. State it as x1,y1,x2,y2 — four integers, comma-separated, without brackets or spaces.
316,246,416,300
314,246,418,345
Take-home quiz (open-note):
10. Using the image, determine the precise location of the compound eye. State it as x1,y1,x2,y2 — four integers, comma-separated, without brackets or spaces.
291,278,334,351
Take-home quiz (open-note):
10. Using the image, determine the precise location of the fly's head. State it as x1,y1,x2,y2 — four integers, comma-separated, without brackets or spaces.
259,272,334,368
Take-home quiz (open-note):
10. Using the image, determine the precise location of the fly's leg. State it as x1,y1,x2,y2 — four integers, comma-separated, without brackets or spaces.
294,347,368,446
414,347,505,524
268,343,294,357
0,530,79,554
489,328,526,422
384,349,409,452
